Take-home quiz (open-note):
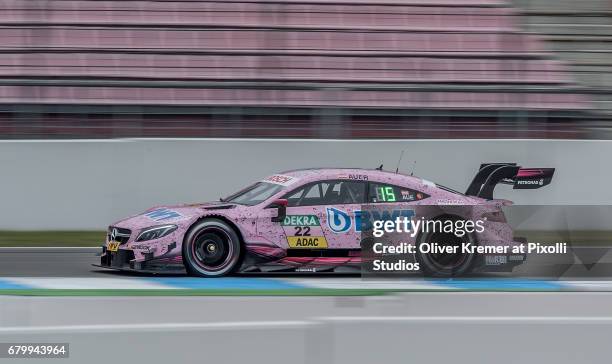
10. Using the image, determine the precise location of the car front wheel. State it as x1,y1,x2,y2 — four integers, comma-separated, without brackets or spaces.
182,219,242,277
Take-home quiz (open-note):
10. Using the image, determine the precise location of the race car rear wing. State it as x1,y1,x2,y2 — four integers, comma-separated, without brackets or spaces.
465,163,555,199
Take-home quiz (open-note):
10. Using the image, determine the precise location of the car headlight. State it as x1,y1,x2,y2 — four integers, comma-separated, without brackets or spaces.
136,225,177,242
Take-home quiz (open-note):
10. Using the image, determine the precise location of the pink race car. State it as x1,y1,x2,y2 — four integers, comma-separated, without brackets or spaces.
97,163,554,277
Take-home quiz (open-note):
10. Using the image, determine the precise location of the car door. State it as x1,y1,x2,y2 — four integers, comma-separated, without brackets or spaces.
270,180,367,250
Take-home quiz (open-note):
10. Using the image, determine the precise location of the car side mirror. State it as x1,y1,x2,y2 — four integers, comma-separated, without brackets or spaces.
271,199,288,223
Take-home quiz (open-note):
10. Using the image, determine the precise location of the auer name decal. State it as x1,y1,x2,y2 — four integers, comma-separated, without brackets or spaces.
338,173,369,181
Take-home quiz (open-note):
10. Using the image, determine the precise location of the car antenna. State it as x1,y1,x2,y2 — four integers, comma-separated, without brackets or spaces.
410,160,417,176
395,149,405,173
376,164,383,171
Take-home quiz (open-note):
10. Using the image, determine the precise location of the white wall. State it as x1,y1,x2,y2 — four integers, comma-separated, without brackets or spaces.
0,138,610,230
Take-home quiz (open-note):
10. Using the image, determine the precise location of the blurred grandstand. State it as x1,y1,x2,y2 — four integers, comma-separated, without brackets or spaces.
0,0,610,138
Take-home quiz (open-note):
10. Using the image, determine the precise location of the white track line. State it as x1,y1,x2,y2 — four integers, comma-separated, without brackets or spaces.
321,316,612,323
7,278,175,290
0,321,315,333
3,316,612,334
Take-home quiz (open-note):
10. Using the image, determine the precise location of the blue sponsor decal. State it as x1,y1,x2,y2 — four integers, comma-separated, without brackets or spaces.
327,207,415,233
358,209,415,232
145,208,182,221
327,207,352,233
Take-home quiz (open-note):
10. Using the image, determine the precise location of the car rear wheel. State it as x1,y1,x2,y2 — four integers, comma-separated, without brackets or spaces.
182,219,242,277
416,216,476,277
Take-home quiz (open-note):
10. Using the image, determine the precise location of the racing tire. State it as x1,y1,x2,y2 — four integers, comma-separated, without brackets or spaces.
182,219,242,277
415,216,476,277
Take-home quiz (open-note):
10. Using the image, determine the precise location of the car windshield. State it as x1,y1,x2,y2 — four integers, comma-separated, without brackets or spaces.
224,182,284,206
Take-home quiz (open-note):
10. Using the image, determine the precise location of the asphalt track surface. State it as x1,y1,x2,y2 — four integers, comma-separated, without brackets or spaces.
2,293,612,363
2,248,612,363
0,247,357,278
0,248,109,277
2,246,612,278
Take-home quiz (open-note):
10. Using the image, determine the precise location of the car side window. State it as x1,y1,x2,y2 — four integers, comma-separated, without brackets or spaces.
284,180,366,207
368,183,429,203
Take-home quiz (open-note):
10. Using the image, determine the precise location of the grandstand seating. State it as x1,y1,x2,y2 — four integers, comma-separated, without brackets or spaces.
0,0,596,138
512,0,612,115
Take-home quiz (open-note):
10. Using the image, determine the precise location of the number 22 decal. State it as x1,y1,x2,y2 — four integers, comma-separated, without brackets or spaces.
294,226,311,236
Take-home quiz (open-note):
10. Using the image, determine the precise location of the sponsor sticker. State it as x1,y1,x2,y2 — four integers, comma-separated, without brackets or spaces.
130,244,154,252
296,267,317,272
485,255,507,265
400,189,415,201
281,215,320,226
263,174,297,186
106,241,120,252
282,214,326,246
517,178,544,186
327,207,415,233
287,236,328,248
326,207,352,233
436,199,463,205
421,179,435,188
145,208,182,221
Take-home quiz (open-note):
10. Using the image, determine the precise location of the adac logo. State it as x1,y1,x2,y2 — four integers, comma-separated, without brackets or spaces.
326,207,352,233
